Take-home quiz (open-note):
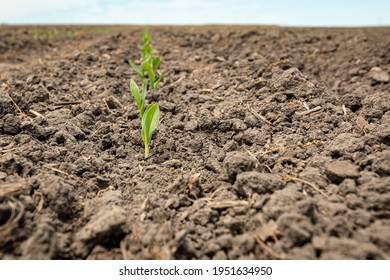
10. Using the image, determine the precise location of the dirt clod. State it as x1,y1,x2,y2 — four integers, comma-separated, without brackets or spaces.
324,161,360,183
223,151,257,183
368,67,389,83
2,114,21,135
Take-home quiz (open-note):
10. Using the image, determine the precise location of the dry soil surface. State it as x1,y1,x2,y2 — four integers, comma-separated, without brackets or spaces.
0,25,389,260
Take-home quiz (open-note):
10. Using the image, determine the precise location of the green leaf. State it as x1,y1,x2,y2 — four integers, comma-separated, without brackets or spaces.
141,60,149,73
142,103,160,145
153,70,165,89
139,82,148,116
130,60,144,80
142,28,153,61
142,103,160,157
130,79,141,105
130,79,145,116
152,57,161,71
141,81,148,99
140,100,145,117
142,46,154,61
129,60,139,74
146,64,155,89
143,29,151,45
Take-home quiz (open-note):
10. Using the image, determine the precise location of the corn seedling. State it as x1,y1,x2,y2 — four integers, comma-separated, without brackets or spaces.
142,103,160,158
129,29,165,157
129,29,165,90
130,79,147,117
141,29,153,61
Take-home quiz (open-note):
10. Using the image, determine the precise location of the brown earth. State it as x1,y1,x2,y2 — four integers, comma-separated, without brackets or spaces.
0,25,389,260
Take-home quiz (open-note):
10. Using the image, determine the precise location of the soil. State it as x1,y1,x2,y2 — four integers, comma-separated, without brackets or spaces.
0,25,389,260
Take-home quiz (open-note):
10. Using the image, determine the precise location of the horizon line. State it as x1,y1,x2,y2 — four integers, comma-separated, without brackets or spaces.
1,23,390,28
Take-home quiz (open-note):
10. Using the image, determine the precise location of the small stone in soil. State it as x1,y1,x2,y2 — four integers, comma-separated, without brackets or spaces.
368,67,389,83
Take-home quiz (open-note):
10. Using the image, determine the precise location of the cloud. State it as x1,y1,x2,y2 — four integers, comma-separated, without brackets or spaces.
0,0,270,24
1,0,91,13
0,0,95,22
82,0,268,24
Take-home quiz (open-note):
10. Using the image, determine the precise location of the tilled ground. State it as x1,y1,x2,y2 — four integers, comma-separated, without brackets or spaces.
0,25,389,260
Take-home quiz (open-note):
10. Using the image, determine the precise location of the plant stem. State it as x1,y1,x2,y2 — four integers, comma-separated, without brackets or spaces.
144,144,150,158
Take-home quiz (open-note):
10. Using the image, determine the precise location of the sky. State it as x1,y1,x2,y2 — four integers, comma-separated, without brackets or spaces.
1,0,389,26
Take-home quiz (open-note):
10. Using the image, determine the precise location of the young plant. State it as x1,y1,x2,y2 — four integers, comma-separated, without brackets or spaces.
129,28,165,157
141,29,153,61
129,29,165,90
130,79,147,117
145,59,165,89
141,103,160,158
